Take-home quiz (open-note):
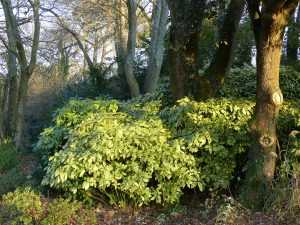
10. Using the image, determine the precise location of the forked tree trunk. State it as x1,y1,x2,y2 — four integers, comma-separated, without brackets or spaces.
144,0,169,93
1,0,19,137
195,0,245,99
167,0,206,101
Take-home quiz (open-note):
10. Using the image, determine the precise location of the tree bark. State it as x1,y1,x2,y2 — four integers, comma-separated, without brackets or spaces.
1,0,19,137
1,0,41,148
244,0,299,207
194,0,245,99
0,78,8,139
167,0,206,101
124,0,140,98
143,0,169,93
15,70,30,149
93,34,100,64
114,0,127,80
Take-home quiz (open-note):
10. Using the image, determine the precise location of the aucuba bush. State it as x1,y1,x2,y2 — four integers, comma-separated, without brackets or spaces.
35,95,300,206
161,98,254,189
39,98,201,205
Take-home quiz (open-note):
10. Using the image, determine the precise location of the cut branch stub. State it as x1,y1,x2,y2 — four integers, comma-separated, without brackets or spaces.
259,135,275,148
271,89,283,106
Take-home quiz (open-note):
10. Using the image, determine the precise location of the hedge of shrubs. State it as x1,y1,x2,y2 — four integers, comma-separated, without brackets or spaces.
34,94,300,206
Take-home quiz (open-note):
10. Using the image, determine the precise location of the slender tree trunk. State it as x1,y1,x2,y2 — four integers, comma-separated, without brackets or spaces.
0,78,8,139
144,0,169,93
1,0,19,137
167,0,206,101
5,52,18,137
15,70,30,149
286,5,300,64
58,38,69,80
93,34,100,64
195,0,245,99
124,0,140,97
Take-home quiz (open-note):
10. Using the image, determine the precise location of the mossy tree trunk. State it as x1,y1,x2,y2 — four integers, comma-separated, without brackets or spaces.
244,0,299,207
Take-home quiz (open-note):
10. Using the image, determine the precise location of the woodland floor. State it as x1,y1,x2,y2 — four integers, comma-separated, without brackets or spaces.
6,154,294,225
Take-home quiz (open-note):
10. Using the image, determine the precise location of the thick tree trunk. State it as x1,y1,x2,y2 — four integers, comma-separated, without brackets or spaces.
195,0,245,99
244,0,298,207
144,0,169,93
254,25,284,185
124,0,140,98
167,0,206,101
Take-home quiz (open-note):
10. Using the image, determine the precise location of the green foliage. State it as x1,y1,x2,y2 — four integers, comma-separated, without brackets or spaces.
198,18,218,67
39,98,200,206
0,188,96,225
161,98,253,189
220,65,300,99
0,187,44,225
35,86,300,207
0,140,19,172
41,199,96,225
0,168,26,195
262,130,300,221
36,97,255,206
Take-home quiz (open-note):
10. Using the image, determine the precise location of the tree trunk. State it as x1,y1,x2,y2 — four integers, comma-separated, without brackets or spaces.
124,0,140,98
243,0,298,207
167,0,206,101
254,22,284,185
0,78,8,139
1,0,19,137
194,0,245,99
114,0,127,77
93,34,100,64
143,0,169,93
5,52,18,137
15,70,30,149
